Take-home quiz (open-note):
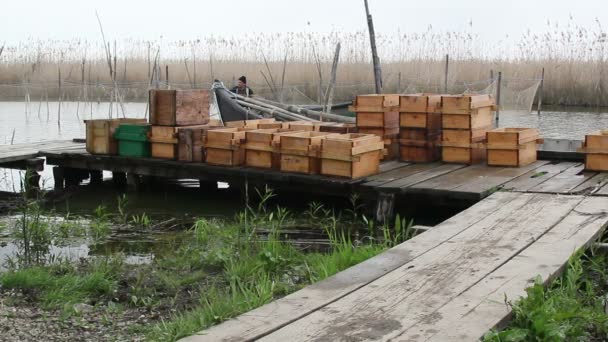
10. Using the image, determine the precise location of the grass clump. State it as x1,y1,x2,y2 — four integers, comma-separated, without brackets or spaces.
484,251,608,341
0,257,122,309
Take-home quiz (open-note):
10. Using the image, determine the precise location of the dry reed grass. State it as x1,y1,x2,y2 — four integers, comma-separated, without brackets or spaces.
0,20,606,106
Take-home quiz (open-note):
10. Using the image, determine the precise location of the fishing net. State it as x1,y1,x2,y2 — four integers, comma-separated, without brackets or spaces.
465,78,541,114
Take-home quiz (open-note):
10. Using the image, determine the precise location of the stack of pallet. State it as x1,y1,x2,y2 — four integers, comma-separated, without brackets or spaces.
440,94,495,164
148,89,214,161
398,94,442,162
350,94,400,160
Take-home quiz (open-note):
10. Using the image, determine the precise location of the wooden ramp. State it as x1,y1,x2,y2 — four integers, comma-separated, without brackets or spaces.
183,192,608,342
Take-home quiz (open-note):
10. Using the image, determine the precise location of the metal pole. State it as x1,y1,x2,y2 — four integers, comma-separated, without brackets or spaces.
537,67,544,115
444,54,449,93
496,71,502,126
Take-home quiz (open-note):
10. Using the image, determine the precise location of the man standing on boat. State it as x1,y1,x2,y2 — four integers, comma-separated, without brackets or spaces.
231,76,254,97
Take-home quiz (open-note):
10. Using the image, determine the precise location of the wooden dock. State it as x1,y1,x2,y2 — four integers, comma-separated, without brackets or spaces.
183,192,608,341
1,140,608,339
0,139,606,216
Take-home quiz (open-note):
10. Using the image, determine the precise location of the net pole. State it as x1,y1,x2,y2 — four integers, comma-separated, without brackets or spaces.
444,54,449,93
496,72,502,126
537,67,544,115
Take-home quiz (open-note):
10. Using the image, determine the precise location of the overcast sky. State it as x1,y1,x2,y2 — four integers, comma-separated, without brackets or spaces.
3,0,607,43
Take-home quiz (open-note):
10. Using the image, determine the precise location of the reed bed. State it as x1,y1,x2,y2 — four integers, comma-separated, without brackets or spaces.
1,21,607,106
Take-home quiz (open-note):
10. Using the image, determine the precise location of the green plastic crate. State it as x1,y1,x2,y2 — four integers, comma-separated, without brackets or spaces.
113,124,151,157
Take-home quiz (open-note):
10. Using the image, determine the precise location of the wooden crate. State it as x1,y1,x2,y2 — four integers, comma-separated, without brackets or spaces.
204,128,250,166
400,112,442,130
85,118,147,155
441,127,489,164
399,94,442,113
319,122,358,134
280,131,337,174
486,128,541,167
399,128,441,163
440,94,495,130
225,118,277,129
320,134,384,178
578,130,608,171
258,122,285,129
283,121,322,131
350,94,400,128
177,125,224,162
244,129,300,169
149,89,210,126
440,94,495,114
399,143,440,163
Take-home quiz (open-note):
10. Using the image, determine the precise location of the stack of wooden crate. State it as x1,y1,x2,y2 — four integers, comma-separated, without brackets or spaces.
440,94,495,164
578,129,608,171
398,94,442,162
350,94,400,160
279,131,338,174
148,89,212,161
243,128,298,169
320,133,384,178
486,128,542,167
204,127,252,166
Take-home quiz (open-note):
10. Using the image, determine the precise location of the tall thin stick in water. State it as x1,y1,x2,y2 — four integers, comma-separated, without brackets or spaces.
323,42,341,118
280,51,288,102
57,66,61,127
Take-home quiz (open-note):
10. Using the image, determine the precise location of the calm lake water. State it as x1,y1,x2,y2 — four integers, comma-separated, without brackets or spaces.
1,101,606,268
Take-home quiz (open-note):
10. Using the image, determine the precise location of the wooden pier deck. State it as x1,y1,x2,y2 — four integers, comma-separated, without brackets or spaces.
31,141,608,201
1,140,608,340
0,139,606,206
184,192,608,341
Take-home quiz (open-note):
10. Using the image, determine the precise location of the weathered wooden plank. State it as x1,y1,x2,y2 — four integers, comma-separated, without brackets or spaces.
379,163,466,192
395,196,608,341
360,163,437,188
0,140,83,163
596,182,608,196
409,164,488,192
528,164,597,194
450,160,550,198
571,172,608,195
185,192,524,342
501,161,579,192
258,193,583,341
378,160,408,173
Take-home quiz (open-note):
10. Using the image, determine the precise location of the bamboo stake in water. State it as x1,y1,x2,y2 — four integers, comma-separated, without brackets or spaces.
364,0,382,93
57,66,62,127
537,67,544,115
444,54,449,93
496,71,502,125
323,42,341,119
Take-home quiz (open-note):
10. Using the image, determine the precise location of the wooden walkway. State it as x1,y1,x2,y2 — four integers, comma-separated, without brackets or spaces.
184,192,608,341
2,140,608,340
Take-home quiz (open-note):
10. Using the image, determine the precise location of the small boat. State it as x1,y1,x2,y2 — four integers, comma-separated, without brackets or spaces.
211,81,355,124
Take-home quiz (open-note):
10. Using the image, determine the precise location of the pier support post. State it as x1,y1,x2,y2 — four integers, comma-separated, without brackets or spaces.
53,166,65,190
89,170,103,185
126,173,142,192
24,167,41,196
112,172,127,187
375,192,395,224
199,179,217,192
